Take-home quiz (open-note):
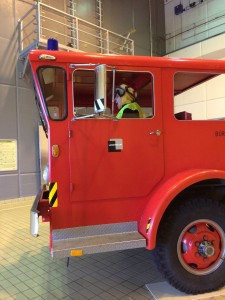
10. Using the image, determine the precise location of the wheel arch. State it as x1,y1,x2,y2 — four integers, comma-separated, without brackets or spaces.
139,169,225,250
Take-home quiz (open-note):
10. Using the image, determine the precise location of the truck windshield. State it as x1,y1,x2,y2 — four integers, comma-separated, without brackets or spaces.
37,67,67,120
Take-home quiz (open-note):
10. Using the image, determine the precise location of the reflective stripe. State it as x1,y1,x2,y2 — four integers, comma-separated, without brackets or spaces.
71,249,83,256
49,182,58,207
146,218,151,234
116,102,144,118
94,98,105,113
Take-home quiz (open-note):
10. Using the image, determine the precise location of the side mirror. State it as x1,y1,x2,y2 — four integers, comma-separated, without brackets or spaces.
94,64,106,113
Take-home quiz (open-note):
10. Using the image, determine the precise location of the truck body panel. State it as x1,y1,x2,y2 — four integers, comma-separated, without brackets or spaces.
29,48,225,294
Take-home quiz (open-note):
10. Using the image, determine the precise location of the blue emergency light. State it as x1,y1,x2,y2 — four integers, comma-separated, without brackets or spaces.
47,38,58,50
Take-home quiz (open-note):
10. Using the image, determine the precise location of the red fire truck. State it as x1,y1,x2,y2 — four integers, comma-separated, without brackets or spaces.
30,44,225,294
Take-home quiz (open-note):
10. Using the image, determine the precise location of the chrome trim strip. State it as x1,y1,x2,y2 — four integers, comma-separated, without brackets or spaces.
30,190,41,236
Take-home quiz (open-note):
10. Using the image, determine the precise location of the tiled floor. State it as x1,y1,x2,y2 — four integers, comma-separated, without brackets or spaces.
2,199,225,300
0,199,163,300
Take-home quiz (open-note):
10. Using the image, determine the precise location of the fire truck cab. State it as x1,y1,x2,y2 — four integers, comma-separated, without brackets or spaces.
29,46,225,295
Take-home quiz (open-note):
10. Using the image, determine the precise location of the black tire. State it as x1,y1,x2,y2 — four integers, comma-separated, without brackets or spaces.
154,197,225,294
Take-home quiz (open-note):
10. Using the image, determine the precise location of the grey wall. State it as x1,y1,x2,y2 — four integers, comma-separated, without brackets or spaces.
0,0,40,200
102,0,165,56
47,0,166,56
0,0,165,201
165,0,225,54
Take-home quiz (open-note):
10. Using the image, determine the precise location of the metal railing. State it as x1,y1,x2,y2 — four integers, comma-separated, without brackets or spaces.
18,2,134,59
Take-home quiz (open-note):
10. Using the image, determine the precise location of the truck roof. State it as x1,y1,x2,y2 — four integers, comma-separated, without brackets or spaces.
29,49,225,72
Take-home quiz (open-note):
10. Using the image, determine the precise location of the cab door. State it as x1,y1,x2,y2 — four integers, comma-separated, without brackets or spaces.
68,66,164,222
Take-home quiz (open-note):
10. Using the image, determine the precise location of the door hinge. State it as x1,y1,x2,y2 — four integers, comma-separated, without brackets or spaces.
69,130,73,138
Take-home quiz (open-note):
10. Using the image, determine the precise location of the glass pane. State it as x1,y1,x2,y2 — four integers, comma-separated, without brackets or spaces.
73,69,153,119
112,71,154,119
37,67,67,120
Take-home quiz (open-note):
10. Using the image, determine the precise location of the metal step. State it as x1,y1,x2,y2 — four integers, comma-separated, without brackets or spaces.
51,222,146,259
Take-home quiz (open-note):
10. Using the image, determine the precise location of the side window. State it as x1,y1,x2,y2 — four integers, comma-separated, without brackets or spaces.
73,70,96,117
37,67,67,120
73,69,153,119
174,71,225,120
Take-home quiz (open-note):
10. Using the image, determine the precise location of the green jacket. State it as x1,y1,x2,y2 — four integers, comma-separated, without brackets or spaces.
116,102,144,118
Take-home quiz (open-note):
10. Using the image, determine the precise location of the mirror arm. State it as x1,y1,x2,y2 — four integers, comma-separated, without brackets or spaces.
71,114,95,121
111,68,116,115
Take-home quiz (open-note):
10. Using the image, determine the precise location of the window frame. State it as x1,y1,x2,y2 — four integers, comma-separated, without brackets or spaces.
72,67,154,119
37,66,68,121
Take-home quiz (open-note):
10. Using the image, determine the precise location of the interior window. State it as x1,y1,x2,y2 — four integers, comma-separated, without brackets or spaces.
37,67,67,120
73,69,153,119
174,71,225,120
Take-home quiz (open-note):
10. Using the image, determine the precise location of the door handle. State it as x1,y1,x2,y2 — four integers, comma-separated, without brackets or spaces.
149,129,161,136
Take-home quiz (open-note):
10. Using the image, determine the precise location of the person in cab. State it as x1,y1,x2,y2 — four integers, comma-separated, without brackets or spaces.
115,84,144,118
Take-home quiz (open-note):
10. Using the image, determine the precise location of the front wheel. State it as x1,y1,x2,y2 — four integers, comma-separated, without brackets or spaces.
154,198,225,294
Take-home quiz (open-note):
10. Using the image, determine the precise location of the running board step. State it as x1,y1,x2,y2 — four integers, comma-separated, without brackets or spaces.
51,222,146,259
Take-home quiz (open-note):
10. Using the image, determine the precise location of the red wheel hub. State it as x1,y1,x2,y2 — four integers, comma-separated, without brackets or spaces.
178,220,224,274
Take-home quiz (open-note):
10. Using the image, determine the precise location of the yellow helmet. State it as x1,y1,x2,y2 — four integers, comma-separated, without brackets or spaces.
115,84,136,98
